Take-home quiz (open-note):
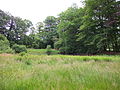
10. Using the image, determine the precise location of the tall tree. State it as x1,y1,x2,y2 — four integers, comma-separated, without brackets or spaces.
56,5,84,54
77,0,120,54
0,10,34,46
8,17,34,45
0,10,15,36
43,16,58,48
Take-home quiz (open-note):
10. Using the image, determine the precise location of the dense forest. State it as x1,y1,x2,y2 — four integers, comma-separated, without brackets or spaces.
0,0,120,55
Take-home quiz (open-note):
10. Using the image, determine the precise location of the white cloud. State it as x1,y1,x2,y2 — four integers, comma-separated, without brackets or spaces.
0,0,83,24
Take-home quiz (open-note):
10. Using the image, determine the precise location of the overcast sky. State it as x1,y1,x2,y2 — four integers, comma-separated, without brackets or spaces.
0,0,83,25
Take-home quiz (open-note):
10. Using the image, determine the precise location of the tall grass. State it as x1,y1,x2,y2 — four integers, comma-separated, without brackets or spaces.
0,54,120,90
27,49,59,55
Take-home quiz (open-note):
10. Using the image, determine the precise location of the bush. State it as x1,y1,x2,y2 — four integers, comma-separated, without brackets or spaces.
0,34,13,53
46,45,52,55
19,52,26,56
12,44,27,53
25,60,32,65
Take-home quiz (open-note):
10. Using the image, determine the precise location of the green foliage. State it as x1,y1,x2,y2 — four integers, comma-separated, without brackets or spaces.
0,9,34,47
32,38,46,49
30,16,58,49
25,60,32,65
0,10,11,34
0,34,13,53
12,17,34,45
46,45,52,55
43,16,58,48
77,0,120,54
57,5,85,54
1,0,120,55
12,44,27,53
54,1,120,54
19,52,26,56
54,39,62,49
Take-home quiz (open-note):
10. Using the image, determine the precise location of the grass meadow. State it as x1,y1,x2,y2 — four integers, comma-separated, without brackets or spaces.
0,49,120,90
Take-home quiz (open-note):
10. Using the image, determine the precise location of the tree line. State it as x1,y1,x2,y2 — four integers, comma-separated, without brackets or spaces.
0,0,120,54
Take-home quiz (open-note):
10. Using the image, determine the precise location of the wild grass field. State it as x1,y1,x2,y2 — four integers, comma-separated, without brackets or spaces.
0,50,120,90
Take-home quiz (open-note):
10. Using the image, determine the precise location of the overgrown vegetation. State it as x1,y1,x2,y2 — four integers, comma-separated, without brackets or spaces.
0,54,120,90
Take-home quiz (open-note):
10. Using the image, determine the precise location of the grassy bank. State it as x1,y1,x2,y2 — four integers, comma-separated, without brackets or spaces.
0,54,120,90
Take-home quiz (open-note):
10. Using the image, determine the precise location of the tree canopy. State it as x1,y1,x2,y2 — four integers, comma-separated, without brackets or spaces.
0,0,120,54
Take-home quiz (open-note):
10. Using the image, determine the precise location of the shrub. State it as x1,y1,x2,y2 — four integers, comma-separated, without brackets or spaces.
46,45,52,55
19,52,26,56
0,34,13,53
25,60,32,65
12,44,27,53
